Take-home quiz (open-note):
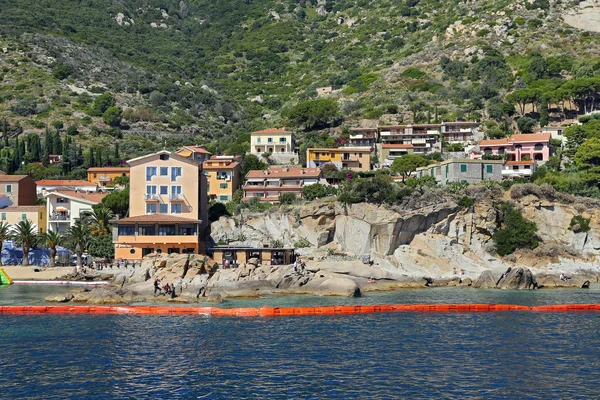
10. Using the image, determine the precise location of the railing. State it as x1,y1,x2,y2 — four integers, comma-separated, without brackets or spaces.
169,193,184,201
144,194,159,201
97,176,112,182
50,213,70,221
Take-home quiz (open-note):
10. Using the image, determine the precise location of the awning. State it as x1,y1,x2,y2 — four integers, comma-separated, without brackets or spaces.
55,207,67,212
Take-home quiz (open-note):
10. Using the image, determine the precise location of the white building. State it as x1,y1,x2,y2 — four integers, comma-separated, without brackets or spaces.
45,190,108,233
501,160,537,179
36,180,98,196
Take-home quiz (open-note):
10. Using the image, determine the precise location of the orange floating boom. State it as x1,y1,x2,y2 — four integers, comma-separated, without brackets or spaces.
0,304,599,316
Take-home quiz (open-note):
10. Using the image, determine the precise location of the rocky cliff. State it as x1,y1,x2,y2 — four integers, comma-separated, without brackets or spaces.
211,188,600,279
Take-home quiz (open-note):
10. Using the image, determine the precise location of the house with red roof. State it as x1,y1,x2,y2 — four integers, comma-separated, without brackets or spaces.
250,128,294,157
176,145,213,163
35,179,98,195
45,190,108,233
243,166,322,203
470,133,552,162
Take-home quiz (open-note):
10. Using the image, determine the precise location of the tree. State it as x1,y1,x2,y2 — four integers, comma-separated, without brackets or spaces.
574,138,600,170
390,154,429,182
539,97,549,127
66,219,91,271
278,192,297,205
100,187,129,217
39,230,64,267
92,92,116,115
103,107,122,127
492,203,540,256
517,117,536,133
302,183,337,200
84,206,115,236
0,222,10,266
11,219,38,266
284,99,340,130
241,154,268,176
506,89,539,115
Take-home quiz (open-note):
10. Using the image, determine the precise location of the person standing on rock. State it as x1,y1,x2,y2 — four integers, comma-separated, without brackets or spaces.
153,278,161,296
170,283,176,299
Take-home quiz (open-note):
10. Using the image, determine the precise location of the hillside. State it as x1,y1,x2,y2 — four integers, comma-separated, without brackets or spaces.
1,0,600,163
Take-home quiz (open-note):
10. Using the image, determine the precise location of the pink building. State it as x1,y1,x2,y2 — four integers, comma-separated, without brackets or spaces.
471,133,551,162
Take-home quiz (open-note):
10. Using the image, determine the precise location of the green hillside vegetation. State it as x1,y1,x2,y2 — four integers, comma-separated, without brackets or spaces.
1,0,600,196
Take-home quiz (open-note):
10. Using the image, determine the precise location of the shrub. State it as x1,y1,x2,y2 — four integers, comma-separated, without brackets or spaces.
400,67,426,79
458,196,474,208
11,98,38,116
293,237,310,248
270,239,284,248
569,215,591,233
302,183,337,200
279,192,297,205
492,203,540,256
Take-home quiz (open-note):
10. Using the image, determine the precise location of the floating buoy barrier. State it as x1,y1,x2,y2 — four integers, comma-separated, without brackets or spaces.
0,303,599,316
11,281,110,286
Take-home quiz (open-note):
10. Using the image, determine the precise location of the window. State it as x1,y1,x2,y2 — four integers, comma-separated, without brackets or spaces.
483,148,492,155
160,186,168,195
118,225,135,236
22,214,27,221
1,213,5,221
515,144,522,150
171,186,182,196
171,204,182,214
40,213,43,219
160,167,169,176
179,225,196,235
146,203,157,214
139,225,156,236
56,197,68,203
146,186,157,195
171,167,182,182
257,137,261,143
219,195,229,201
158,225,176,236
6,185,12,193
159,154,169,161
146,166,157,181
159,204,168,214
279,137,286,143
220,183,228,189
486,165,493,174
93,173,97,178
460,164,467,173
534,143,544,151
268,138,273,143
525,165,531,169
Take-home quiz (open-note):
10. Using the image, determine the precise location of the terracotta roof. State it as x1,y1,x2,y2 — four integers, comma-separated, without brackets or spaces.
1,205,44,212
0,175,29,182
179,145,212,155
251,128,291,134
382,144,414,149
479,138,511,146
510,133,551,142
46,190,108,204
87,167,130,172
36,180,96,186
111,214,202,224
203,161,241,170
246,167,321,179
506,160,535,165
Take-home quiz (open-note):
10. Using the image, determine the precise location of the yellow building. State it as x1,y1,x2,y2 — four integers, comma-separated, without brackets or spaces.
0,206,47,233
306,147,371,171
111,150,208,260
202,156,243,202
250,128,294,155
87,167,130,187
176,145,213,163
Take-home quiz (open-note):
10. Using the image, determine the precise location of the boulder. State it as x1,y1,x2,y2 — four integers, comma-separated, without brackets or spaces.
472,270,498,289
302,274,361,297
45,293,74,303
496,267,537,290
207,293,222,303
459,278,472,286
247,257,260,267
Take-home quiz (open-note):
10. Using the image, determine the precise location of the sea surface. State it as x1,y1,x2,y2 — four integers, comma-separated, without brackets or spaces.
1,285,599,399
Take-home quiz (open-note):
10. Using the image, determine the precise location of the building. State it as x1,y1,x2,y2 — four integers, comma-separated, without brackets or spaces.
243,167,321,202
0,205,46,233
202,155,243,202
440,122,480,144
348,128,378,147
250,128,294,156
36,180,98,195
378,124,441,155
87,167,130,187
414,159,503,185
379,144,414,167
176,145,213,163
471,133,552,162
0,175,37,206
45,190,108,233
536,126,567,146
210,246,295,266
110,150,208,260
49,154,63,164
502,160,537,179
316,86,333,97
306,147,371,171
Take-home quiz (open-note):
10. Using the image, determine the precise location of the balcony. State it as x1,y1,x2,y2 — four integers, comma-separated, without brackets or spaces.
49,213,70,222
169,193,184,201
502,168,533,177
115,235,199,245
97,176,112,182
144,194,159,201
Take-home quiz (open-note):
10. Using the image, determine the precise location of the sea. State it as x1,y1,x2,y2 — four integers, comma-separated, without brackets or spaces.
1,285,599,399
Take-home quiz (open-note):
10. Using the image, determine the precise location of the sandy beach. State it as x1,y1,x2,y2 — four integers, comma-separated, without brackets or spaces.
1,266,75,281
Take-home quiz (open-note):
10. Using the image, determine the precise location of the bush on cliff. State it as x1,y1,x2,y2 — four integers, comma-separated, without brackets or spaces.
338,177,411,204
492,203,540,256
302,183,338,200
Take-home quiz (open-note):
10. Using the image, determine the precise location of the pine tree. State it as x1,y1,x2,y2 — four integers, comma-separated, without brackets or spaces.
113,143,120,165
43,126,51,167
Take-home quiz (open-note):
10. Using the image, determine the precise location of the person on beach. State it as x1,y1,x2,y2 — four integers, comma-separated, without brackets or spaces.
293,259,299,274
163,282,171,295
153,278,161,295
170,283,176,299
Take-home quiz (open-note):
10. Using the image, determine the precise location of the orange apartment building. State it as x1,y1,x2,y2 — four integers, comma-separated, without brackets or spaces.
111,150,208,260
87,167,130,187
202,156,243,203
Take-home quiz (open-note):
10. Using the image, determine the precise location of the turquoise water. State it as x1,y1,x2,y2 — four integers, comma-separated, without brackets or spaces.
1,286,600,398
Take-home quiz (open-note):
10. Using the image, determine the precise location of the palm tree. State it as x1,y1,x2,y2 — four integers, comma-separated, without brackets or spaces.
0,221,10,266
66,219,91,271
11,219,38,267
39,230,64,267
83,206,114,236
